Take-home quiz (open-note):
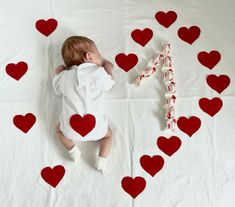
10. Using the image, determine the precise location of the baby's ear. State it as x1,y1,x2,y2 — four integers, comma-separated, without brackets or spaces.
85,52,92,61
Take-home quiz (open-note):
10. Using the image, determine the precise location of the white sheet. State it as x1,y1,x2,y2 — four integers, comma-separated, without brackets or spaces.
0,0,235,206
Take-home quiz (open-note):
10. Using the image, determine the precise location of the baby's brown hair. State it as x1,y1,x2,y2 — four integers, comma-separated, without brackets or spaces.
61,36,95,68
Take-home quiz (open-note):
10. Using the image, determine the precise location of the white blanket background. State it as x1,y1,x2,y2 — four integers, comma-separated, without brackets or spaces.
0,0,235,206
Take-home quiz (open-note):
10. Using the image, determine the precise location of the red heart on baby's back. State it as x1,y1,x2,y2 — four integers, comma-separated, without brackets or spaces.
121,176,146,199
177,116,201,137
206,74,230,94
140,155,164,177
115,53,138,72
155,11,177,28
13,113,36,133
198,51,221,69
6,62,28,81
178,26,200,44
35,18,57,36
70,114,96,137
157,136,181,156
199,97,223,117
131,28,153,47
41,165,65,188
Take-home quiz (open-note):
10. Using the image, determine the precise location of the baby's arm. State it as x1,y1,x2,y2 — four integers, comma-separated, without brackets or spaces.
55,65,66,75
102,59,114,78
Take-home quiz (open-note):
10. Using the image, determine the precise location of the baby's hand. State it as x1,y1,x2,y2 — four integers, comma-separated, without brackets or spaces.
55,65,65,74
103,59,114,75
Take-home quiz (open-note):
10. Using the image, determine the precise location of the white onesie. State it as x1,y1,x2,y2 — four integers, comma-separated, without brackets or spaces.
52,62,115,142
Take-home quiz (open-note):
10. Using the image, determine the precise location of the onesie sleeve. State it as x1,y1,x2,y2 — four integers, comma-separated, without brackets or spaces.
99,67,115,92
52,71,64,96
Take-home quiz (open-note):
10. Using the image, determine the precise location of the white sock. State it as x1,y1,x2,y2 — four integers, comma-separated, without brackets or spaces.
95,156,108,176
68,145,81,164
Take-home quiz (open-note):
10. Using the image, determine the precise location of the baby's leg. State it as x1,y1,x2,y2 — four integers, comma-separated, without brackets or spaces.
55,123,81,163
98,127,112,158
56,123,74,150
95,127,112,175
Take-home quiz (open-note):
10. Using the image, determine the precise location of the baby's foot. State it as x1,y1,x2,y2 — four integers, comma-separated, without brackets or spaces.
95,156,108,176
68,145,81,164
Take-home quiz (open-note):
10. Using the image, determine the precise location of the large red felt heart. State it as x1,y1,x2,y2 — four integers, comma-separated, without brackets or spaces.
121,176,146,199
177,116,201,137
5,62,28,81
131,28,153,47
206,74,230,94
198,51,221,69
157,136,182,156
140,155,164,177
35,18,57,37
155,11,177,28
41,165,65,188
178,26,200,44
70,114,96,137
199,97,223,117
115,53,138,72
13,113,36,133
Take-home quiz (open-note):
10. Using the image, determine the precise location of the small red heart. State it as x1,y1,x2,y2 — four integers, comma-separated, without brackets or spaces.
41,165,65,188
121,176,146,199
199,97,223,117
35,18,58,37
198,51,221,69
177,116,201,137
5,62,28,81
131,28,153,47
115,53,138,72
206,74,230,94
178,26,200,44
157,136,182,156
140,155,164,177
70,114,96,137
13,113,36,133
155,11,177,28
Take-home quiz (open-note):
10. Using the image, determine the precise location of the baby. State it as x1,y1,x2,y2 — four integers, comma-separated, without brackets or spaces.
52,36,115,176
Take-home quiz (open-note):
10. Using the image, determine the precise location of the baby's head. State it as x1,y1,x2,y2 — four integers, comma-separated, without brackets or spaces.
61,36,103,68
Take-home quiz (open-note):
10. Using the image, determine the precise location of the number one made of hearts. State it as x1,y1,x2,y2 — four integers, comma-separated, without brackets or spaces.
41,165,65,188
121,176,146,199
177,116,201,137
70,114,96,137
13,113,36,133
